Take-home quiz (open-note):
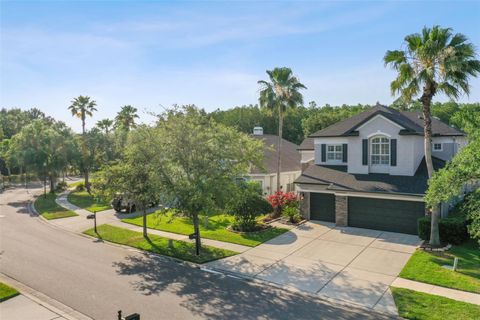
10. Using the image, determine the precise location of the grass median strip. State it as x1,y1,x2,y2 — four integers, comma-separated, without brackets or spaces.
67,191,110,212
0,282,19,302
122,211,289,247
391,287,480,320
84,224,238,264
400,240,480,293
34,193,78,220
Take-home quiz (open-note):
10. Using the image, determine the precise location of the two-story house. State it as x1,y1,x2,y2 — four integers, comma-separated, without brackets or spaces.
295,105,466,235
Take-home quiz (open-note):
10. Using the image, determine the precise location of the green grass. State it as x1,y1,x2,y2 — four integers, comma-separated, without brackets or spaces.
67,191,110,212
0,282,19,302
67,180,85,188
391,287,480,320
400,240,480,293
34,193,78,220
84,224,237,263
122,211,289,247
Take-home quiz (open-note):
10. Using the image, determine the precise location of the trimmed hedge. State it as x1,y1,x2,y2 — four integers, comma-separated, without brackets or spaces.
418,214,469,244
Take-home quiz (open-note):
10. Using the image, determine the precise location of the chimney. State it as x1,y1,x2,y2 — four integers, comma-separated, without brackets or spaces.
253,126,263,136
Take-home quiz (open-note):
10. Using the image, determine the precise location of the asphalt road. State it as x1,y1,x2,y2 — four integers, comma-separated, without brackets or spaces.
0,186,395,320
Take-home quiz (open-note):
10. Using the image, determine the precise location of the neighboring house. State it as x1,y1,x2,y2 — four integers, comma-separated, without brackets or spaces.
295,104,466,235
249,127,301,195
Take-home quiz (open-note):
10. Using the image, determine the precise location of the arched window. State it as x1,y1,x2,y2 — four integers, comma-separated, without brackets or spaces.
371,136,390,165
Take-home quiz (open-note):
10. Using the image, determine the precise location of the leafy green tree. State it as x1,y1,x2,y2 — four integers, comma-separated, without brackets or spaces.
115,105,139,132
149,106,263,254
68,95,97,192
425,133,480,243
7,120,75,191
258,67,306,194
384,26,480,246
96,119,114,134
96,128,159,238
449,103,480,134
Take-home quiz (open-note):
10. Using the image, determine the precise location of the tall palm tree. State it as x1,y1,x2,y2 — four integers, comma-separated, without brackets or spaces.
96,118,113,134
384,26,480,246
115,105,139,131
258,67,306,198
68,96,97,135
68,95,97,192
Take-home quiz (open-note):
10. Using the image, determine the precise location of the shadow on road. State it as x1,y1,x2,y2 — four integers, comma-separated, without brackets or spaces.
113,254,394,320
7,200,35,216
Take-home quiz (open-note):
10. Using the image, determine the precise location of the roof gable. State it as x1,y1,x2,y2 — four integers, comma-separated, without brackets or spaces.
307,105,464,138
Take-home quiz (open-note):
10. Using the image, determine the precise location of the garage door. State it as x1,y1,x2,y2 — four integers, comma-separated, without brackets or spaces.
310,193,335,222
348,197,425,235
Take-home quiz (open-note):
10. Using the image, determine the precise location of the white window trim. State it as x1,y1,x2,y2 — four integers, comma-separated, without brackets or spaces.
326,144,343,163
370,135,390,166
433,143,443,151
366,130,392,138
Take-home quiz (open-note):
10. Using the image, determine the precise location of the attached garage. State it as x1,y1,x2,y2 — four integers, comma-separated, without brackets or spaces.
348,197,425,235
310,193,335,222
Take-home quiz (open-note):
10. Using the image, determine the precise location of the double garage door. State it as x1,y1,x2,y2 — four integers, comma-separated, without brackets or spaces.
310,193,425,234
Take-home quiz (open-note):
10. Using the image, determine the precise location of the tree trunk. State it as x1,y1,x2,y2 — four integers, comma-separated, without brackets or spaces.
193,213,201,255
49,174,55,193
422,83,440,246
276,109,283,193
143,209,147,238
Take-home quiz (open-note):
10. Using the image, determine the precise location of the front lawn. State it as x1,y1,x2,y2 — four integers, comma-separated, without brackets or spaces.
67,191,110,212
122,211,289,247
34,193,78,220
84,224,237,263
0,282,19,302
400,240,480,293
391,287,480,320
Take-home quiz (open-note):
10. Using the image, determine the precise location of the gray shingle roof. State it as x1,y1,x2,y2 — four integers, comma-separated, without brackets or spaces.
295,157,445,196
250,134,301,174
298,137,314,150
308,105,464,138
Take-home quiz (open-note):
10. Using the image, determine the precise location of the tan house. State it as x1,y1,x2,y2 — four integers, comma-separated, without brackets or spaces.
248,127,301,195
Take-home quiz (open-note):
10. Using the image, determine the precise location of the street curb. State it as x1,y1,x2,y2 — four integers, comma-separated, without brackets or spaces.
0,273,93,320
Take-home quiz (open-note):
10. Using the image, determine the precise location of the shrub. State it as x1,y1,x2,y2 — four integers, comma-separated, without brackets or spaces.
55,181,68,192
227,184,272,232
418,214,469,244
460,188,480,244
267,191,299,216
282,205,302,223
75,182,85,192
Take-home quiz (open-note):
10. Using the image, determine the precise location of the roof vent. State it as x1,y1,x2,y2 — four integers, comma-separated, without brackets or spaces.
253,126,263,136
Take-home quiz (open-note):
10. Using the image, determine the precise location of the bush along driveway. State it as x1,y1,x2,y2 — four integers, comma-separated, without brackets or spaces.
122,210,289,247
84,224,238,264
34,193,78,220
400,240,480,293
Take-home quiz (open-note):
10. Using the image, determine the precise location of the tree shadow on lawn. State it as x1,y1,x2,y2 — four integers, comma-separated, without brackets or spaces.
112,253,391,320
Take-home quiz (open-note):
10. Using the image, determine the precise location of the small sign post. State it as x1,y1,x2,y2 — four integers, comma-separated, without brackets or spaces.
86,211,97,233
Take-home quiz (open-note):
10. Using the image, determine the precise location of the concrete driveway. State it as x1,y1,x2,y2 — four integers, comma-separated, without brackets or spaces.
207,221,422,315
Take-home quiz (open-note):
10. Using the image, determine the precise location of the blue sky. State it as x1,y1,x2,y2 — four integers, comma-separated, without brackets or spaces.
1,1,479,132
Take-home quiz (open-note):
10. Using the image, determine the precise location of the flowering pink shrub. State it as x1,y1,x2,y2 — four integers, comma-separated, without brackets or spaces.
267,191,299,210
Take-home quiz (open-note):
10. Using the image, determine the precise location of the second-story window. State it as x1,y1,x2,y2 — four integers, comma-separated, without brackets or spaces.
327,145,343,161
371,136,390,165
433,143,443,151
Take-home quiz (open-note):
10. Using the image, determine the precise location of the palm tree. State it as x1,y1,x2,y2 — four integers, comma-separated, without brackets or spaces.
115,105,139,131
68,96,97,135
258,67,306,200
68,95,97,192
384,26,480,246
96,119,113,134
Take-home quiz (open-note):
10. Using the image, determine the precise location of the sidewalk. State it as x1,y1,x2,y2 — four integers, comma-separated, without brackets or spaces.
54,191,251,253
0,274,91,320
391,277,480,305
